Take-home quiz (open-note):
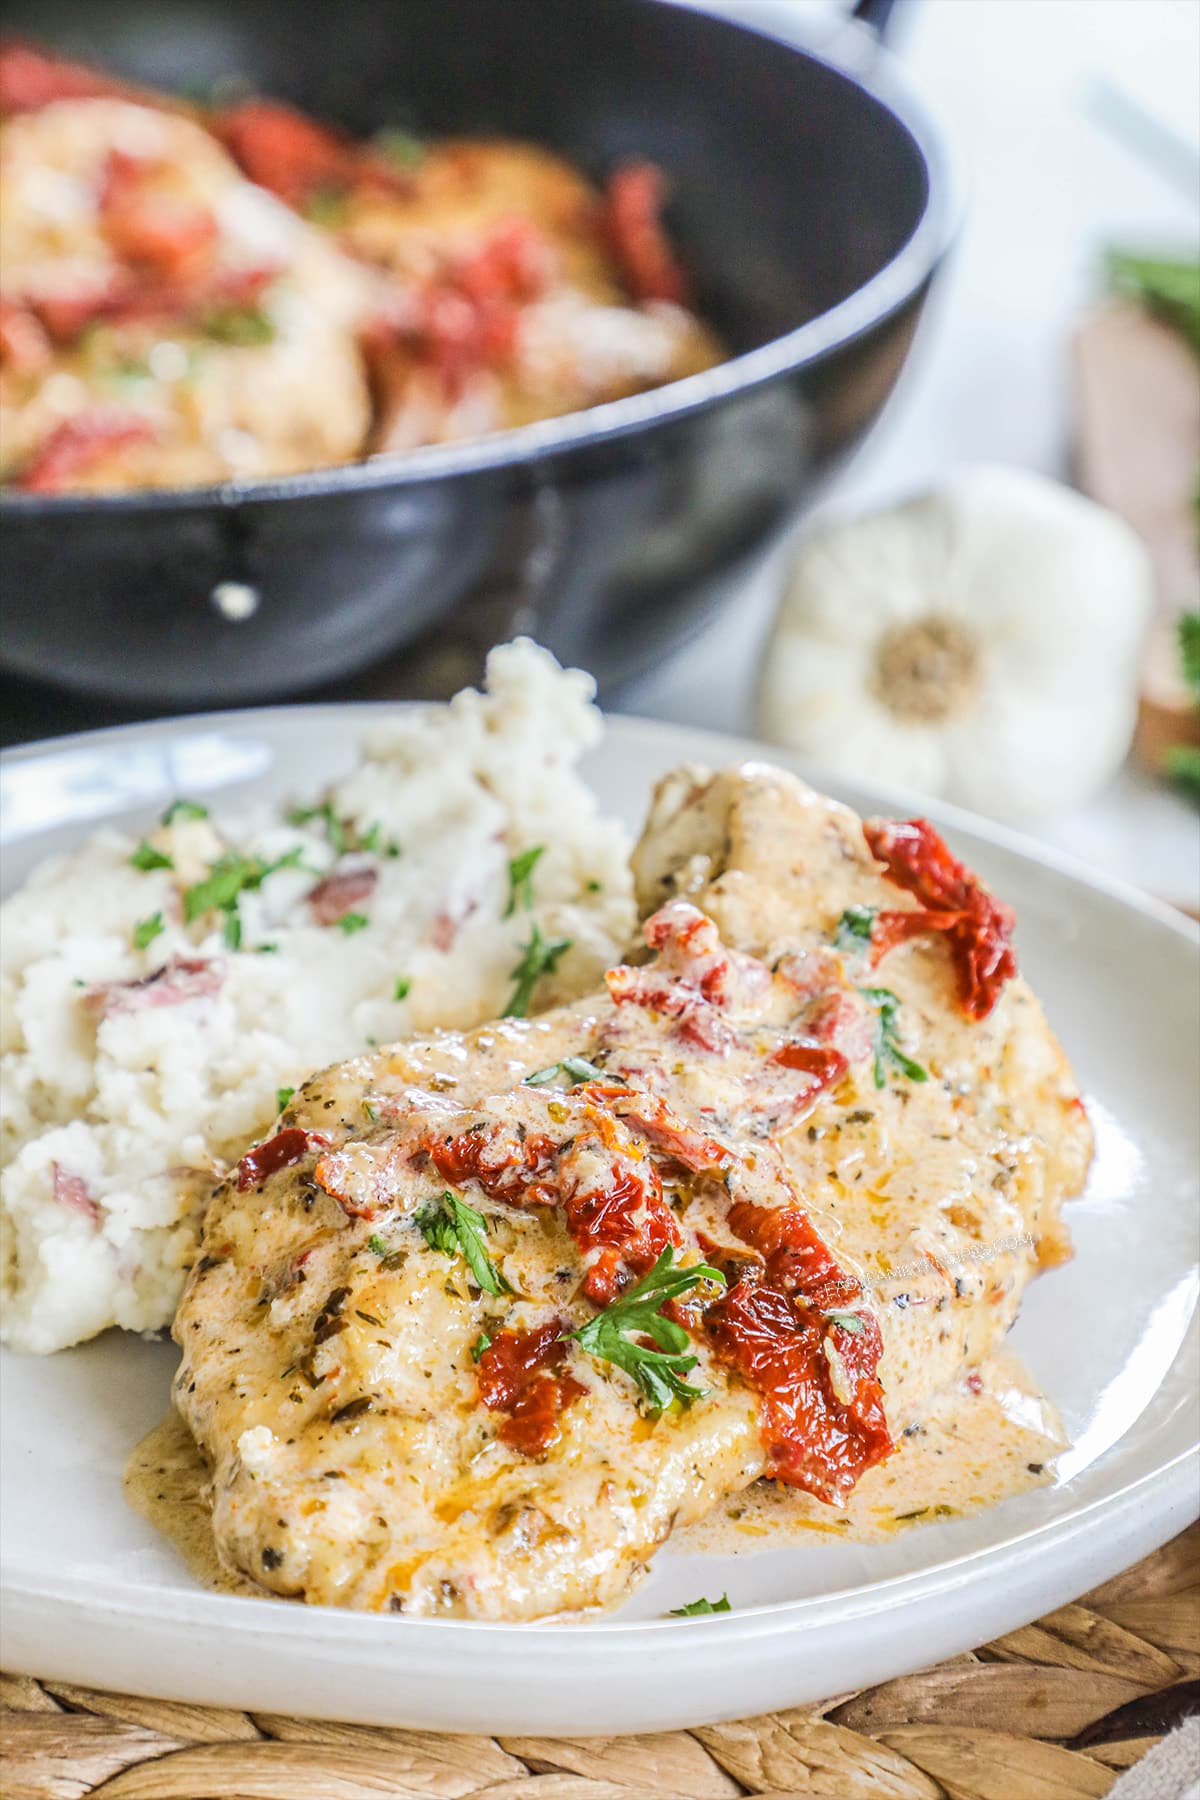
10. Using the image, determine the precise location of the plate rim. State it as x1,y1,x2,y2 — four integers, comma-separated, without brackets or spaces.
2,700,1197,1650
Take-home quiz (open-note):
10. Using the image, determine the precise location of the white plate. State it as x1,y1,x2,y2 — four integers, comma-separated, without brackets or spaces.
2,706,1197,1735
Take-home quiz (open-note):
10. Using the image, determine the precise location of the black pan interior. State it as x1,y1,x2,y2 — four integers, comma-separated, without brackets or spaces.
4,0,932,357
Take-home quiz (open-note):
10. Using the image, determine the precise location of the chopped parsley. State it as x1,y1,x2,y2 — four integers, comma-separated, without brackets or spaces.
858,986,929,1089
337,912,369,935
160,798,209,825
367,1234,390,1257
182,846,306,928
572,1248,725,1415
257,942,279,954
504,922,572,1018
416,1191,510,1297
374,127,426,171
834,904,877,955
303,184,350,228
130,839,173,872
504,845,545,917
223,911,242,950
393,976,411,1002
826,1310,867,1336
359,820,402,856
670,1594,731,1616
132,912,164,950
524,1056,619,1089
203,303,276,346
276,1087,296,1113
469,1331,492,1364
287,802,346,856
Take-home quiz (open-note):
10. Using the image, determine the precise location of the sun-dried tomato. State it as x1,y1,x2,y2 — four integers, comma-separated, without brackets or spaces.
99,149,217,281
476,1320,585,1455
707,1275,891,1502
863,818,1017,1020
603,161,691,305
15,410,156,493
727,1200,856,1309
236,1127,329,1192
0,39,129,114
214,100,351,207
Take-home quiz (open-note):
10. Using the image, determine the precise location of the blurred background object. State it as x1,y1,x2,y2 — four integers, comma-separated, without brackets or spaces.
755,466,1152,824
0,0,953,707
629,0,1199,910
1,0,1197,910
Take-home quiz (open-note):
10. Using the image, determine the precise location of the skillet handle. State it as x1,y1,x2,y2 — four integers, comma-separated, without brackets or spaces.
851,0,903,38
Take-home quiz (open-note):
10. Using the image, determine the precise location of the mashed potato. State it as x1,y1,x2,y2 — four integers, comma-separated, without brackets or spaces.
1,642,634,1353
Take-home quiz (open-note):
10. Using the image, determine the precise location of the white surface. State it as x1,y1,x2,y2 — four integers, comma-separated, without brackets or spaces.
629,0,1200,910
2,705,1197,1733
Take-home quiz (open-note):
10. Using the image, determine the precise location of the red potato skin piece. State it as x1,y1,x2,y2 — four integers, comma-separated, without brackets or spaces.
863,817,1018,1021
52,1162,102,1226
475,1319,586,1456
307,866,377,926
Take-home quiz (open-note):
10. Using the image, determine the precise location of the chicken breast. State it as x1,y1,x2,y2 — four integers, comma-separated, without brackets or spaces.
0,96,375,490
172,766,1091,1619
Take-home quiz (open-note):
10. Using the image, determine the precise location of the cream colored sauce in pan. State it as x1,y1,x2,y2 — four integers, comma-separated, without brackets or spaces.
125,1344,1063,1603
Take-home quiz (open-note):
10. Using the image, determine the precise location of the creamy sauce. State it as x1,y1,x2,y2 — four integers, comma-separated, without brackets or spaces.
127,1345,1064,1601
677,1347,1063,1553
123,1411,261,1598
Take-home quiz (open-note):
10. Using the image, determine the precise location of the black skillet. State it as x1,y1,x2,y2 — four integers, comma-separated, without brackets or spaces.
0,0,954,707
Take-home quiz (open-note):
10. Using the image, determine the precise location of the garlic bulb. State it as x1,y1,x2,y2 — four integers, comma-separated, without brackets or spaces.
756,467,1153,824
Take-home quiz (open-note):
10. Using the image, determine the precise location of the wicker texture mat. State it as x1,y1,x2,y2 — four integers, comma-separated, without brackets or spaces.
4,1521,1197,1800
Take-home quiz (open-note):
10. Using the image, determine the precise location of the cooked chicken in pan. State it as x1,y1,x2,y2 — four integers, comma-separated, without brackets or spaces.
0,41,723,491
172,765,1091,1618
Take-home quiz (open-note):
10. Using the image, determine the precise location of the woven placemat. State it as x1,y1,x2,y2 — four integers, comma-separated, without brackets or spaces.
4,1521,1198,1800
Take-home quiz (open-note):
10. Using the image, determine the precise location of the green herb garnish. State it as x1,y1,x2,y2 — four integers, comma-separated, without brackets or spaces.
858,987,929,1089
1107,250,1200,353
130,839,173,872
132,912,164,950
469,1331,492,1364
287,802,346,856
393,976,411,1002
373,128,426,171
303,184,350,228
523,1056,619,1089
416,1192,510,1296
504,923,572,1018
669,1594,731,1616
182,846,306,927
572,1247,725,1415
276,1087,295,1113
1166,611,1200,800
204,303,276,346
834,904,877,955
504,845,545,917
367,1234,390,1257
160,798,209,825
337,912,369,935
826,1310,867,1336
